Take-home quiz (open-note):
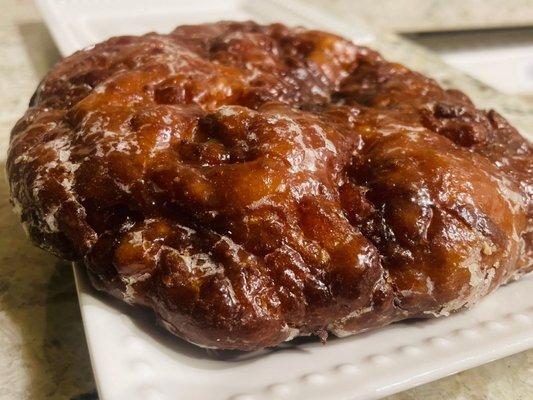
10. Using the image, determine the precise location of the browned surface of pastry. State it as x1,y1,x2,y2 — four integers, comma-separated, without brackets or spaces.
7,21,532,350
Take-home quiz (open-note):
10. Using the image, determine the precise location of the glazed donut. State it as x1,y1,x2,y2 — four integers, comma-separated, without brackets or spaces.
7,21,532,350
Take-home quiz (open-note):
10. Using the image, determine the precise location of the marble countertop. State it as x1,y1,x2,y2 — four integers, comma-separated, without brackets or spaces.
0,1,532,399
307,0,533,32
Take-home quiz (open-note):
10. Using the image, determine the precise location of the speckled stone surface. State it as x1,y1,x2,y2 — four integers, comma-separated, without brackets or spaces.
0,0,531,399
307,0,533,32
0,1,95,399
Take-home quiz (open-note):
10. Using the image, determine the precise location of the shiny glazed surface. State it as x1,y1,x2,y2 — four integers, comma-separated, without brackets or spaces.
7,22,532,350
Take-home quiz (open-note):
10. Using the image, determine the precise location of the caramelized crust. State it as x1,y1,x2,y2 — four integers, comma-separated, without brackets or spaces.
7,22,532,350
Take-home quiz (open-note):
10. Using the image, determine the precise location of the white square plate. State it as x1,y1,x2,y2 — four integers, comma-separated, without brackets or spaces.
35,1,533,399
73,265,533,400
408,30,533,95
36,0,373,57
